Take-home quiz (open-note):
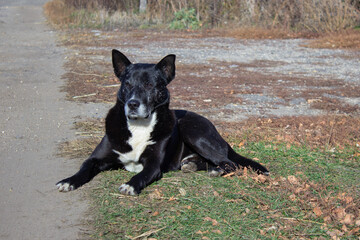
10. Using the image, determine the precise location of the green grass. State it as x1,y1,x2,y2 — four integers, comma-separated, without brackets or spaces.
86,142,360,239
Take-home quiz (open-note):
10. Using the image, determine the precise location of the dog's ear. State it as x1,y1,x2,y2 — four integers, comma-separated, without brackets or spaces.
112,49,131,79
156,54,176,84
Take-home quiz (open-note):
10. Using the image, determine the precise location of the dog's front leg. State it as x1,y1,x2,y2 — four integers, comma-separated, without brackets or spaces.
57,135,121,191
119,147,164,195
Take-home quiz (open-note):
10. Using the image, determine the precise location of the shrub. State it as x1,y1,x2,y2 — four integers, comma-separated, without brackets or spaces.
169,8,201,30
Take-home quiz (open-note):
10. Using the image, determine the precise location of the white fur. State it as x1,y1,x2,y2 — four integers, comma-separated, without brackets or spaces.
119,184,136,195
113,112,157,173
57,182,74,192
181,154,198,162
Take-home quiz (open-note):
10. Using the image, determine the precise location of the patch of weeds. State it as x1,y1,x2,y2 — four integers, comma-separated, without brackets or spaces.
169,8,201,30
56,119,360,238
88,142,360,239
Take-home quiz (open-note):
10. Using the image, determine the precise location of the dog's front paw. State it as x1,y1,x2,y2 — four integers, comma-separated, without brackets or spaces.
119,184,137,196
56,180,75,192
181,161,198,173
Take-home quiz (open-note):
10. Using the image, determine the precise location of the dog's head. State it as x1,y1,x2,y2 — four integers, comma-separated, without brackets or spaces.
112,50,176,120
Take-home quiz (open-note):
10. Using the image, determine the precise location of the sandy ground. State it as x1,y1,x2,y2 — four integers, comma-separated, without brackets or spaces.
0,1,104,239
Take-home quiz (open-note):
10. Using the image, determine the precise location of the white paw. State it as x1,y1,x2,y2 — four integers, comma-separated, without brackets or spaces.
119,184,136,195
208,169,224,177
56,182,74,192
181,162,198,173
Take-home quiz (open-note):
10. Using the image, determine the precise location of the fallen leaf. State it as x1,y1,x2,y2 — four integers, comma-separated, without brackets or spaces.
179,188,186,196
152,211,159,217
348,227,360,235
204,217,219,226
255,174,267,183
168,196,176,201
149,189,162,200
223,172,235,178
324,215,332,223
213,191,220,197
342,214,354,225
289,194,296,201
333,207,346,221
287,175,299,185
243,167,248,177
238,141,245,148
212,229,222,234
344,196,353,204
313,207,323,217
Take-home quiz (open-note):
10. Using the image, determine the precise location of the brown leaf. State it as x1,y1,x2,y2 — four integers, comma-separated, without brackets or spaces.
212,229,222,234
223,172,235,178
323,215,332,223
243,167,248,177
254,174,267,183
348,227,360,235
313,207,323,217
289,194,296,201
342,214,354,225
204,217,219,226
168,196,176,201
213,191,220,197
287,175,299,185
152,211,159,217
344,196,353,204
149,188,162,200
333,207,346,221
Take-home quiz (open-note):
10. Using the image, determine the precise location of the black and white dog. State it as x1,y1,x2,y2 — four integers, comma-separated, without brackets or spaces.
56,50,269,195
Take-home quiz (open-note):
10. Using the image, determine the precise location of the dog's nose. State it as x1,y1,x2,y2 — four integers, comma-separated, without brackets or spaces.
127,99,140,110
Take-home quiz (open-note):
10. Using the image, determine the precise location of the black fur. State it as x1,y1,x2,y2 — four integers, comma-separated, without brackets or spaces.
56,50,269,195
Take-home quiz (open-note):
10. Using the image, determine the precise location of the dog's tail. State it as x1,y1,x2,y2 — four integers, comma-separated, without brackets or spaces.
227,144,269,175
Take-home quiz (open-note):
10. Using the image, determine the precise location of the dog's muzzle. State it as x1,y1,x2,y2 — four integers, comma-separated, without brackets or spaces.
125,99,150,120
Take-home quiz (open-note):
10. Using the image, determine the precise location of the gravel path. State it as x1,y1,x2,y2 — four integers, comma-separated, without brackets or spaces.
0,1,105,239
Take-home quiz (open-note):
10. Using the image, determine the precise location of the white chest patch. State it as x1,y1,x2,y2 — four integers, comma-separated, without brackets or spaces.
113,113,157,173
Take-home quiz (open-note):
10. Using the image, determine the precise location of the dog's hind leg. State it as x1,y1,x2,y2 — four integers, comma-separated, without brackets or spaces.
178,112,269,175
56,135,122,191
180,153,224,177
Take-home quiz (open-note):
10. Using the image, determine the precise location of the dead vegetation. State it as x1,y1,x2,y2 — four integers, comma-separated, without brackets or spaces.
44,0,360,34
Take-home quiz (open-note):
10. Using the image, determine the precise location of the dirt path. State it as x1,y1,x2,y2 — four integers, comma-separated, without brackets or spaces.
0,1,104,239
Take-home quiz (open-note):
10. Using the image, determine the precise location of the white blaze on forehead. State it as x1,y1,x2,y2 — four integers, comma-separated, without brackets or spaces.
113,112,157,173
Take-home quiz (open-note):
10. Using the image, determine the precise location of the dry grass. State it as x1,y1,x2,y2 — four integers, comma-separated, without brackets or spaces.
57,119,104,158
305,29,360,49
218,27,316,40
44,0,72,26
44,0,360,34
